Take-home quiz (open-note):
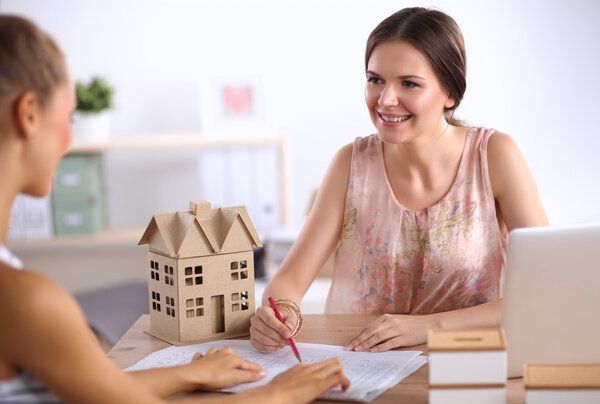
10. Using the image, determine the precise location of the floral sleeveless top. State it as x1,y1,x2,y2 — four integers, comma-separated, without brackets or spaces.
325,128,506,314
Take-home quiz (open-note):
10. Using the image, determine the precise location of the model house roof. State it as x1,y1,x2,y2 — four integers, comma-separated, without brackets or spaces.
139,200,263,258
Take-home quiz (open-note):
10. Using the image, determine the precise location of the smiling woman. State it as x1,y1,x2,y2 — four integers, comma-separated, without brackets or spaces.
251,6,548,354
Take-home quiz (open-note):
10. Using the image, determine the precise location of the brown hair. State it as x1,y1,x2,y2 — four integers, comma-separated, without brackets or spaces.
365,8,466,126
0,15,67,110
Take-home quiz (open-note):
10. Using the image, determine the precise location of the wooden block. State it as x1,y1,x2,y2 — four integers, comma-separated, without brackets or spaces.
429,386,506,404
428,329,507,385
525,364,600,404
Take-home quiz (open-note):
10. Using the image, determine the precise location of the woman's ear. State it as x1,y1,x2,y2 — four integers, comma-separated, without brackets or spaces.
14,91,41,140
444,95,456,110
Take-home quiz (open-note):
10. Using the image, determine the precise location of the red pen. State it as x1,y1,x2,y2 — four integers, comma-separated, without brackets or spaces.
268,296,302,362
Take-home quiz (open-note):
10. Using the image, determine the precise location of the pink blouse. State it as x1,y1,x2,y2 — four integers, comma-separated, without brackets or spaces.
325,128,506,314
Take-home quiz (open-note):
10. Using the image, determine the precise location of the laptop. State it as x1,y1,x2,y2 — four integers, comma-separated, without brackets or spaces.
501,224,600,378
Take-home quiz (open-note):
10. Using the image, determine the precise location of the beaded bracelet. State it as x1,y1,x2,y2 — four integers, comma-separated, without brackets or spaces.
270,298,303,338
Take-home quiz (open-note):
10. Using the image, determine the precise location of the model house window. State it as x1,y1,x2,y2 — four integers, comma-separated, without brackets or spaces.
185,297,204,318
151,291,161,312
230,261,248,281
232,290,250,311
165,295,175,317
163,264,174,286
150,260,160,281
184,265,202,286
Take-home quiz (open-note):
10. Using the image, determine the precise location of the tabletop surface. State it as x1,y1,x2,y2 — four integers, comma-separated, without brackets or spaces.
108,314,525,403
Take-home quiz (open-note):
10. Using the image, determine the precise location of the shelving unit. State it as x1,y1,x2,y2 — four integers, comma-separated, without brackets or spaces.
9,133,290,293
10,133,289,251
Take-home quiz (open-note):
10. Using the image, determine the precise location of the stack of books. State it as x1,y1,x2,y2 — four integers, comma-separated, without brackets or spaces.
428,328,507,404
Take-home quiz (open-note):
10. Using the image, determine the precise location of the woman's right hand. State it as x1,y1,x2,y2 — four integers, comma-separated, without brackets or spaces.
265,359,350,404
249,305,297,351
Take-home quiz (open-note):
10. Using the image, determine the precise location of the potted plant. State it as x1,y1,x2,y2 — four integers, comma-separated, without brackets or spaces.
72,77,114,142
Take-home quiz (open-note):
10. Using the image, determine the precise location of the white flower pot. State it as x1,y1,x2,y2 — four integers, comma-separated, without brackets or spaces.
72,111,111,142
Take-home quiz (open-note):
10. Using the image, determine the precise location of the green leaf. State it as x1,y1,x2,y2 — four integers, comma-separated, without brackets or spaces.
75,77,114,113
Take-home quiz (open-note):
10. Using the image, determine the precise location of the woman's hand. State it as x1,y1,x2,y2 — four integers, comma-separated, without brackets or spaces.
249,305,297,351
345,314,435,352
183,346,266,390
265,359,350,404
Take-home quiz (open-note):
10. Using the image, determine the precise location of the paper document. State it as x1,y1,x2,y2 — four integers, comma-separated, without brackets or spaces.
126,340,427,402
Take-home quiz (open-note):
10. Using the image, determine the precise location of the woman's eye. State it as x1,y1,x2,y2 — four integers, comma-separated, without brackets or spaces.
367,77,383,85
403,80,418,88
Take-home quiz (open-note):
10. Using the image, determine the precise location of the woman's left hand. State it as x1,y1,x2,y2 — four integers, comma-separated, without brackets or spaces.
344,314,435,352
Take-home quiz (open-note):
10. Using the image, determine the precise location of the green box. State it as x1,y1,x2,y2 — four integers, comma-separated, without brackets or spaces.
53,198,104,235
53,154,104,202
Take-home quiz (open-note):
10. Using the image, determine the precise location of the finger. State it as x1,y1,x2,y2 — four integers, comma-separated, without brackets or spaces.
312,358,343,375
345,316,388,350
250,320,288,347
205,347,219,356
356,326,399,352
229,368,268,385
256,306,293,339
234,357,264,372
371,336,406,352
310,358,343,372
192,352,203,361
221,346,235,355
251,315,288,343
339,375,351,391
250,326,287,351
314,362,350,392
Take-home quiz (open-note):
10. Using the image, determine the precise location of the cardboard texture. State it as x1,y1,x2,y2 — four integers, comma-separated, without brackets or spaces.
428,329,507,397
139,200,262,345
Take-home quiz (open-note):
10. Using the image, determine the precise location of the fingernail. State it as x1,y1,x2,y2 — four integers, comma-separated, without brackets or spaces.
371,347,378,353
259,370,266,376
283,330,291,339
345,344,353,350
355,345,362,352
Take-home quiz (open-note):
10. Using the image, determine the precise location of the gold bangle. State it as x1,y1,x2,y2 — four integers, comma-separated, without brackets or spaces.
270,298,303,338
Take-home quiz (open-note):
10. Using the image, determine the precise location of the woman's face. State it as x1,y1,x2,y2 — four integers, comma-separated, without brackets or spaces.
25,79,75,197
365,40,455,144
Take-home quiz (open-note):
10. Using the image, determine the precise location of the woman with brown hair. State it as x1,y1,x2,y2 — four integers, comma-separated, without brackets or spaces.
251,7,548,353
0,14,348,403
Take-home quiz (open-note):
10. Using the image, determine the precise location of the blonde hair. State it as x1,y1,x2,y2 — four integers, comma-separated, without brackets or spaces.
0,15,67,109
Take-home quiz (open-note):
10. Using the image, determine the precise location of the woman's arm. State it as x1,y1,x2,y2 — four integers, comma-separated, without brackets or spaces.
345,131,549,352
250,144,353,351
487,131,549,229
0,269,163,404
129,347,266,397
0,267,349,404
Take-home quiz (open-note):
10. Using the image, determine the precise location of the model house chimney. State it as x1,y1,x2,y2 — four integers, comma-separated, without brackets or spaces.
189,200,211,219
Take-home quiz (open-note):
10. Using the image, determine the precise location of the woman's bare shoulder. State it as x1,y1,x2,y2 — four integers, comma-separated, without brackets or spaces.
0,262,87,358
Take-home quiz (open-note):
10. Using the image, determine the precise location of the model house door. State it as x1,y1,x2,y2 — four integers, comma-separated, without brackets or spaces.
211,294,225,334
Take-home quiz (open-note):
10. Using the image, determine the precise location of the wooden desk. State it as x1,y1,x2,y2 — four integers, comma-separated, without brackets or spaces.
108,314,525,403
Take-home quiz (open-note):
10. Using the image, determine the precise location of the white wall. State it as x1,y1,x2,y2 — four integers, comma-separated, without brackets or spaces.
3,0,600,228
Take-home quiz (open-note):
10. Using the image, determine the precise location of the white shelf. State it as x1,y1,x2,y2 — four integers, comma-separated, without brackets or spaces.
9,228,144,251
68,133,283,153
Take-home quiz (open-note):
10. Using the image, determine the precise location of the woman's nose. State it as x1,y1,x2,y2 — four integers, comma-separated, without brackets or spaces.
379,85,399,107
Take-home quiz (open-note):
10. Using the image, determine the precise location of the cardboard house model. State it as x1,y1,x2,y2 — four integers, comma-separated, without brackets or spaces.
138,200,262,345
